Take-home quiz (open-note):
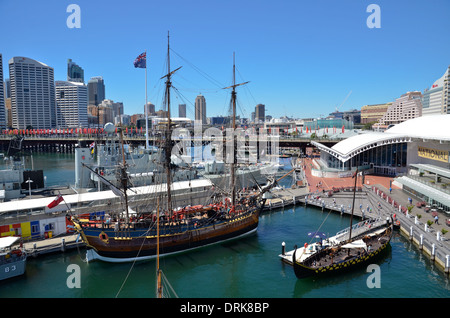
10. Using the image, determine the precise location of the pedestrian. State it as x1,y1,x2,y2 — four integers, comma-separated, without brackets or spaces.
435,215,439,224
389,187,392,194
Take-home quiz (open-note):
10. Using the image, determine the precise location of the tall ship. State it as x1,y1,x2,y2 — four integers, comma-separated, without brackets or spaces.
71,36,275,262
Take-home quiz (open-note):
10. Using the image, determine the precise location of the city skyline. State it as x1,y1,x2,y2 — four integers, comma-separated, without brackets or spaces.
1,0,449,120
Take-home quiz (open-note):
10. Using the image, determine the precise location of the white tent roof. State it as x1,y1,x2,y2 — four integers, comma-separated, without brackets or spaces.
0,236,20,249
313,115,450,163
385,114,450,141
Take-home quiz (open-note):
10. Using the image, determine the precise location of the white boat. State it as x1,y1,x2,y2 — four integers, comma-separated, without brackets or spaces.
0,236,27,280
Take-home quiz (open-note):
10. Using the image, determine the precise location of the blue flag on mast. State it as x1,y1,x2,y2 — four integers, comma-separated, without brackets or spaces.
134,52,146,68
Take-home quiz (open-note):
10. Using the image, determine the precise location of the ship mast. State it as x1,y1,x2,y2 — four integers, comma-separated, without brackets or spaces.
160,31,181,214
119,124,130,223
348,168,359,243
223,53,249,207
156,31,181,299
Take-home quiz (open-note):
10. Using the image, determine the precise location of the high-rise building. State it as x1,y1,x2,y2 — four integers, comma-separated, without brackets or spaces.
195,94,206,124
100,99,123,118
55,81,88,128
179,104,186,118
0,54,6,130
360,102,392,124
379,91,422,126
87,76,105,106
145,102,155,116
4,78,11,98
255,104,265,123
67,59,84,83
9,57,56,129
422,66,450,116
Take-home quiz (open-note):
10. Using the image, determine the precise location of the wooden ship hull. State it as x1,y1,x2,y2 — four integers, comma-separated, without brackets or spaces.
292,222,393,279
73,203,265,262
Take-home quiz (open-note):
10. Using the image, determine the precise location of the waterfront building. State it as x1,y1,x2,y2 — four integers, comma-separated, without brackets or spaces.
179,104,186,118
422,66,450,116
0,54,6,130
377,91,422,127
195,94,206,124
55,81,88,128
304,117,354,131
9,57,56,129
67,59,84,83
255,104,265,123
311,115,450,203
87,76,105,106
328,109,361,124
360,102,391,124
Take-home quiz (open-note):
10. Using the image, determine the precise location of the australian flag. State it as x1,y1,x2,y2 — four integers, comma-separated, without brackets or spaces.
134,52,146,68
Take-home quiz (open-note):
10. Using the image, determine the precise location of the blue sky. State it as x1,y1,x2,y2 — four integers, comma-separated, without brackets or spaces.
1,0,449,120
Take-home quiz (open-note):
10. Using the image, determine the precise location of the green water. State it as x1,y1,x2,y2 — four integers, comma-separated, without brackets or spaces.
0,154,449,298
1,206,449,298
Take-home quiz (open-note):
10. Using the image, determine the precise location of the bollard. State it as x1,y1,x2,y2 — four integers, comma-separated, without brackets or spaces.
431,244,436,261
61,238,65,252
437,231,440,242
425,223,428,232
415,216,418,225
445,255,449,274
281,242,286,256
293,196,296,205
420,234,423,250
410,226,413,241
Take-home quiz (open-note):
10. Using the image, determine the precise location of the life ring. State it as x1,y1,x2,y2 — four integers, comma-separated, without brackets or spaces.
99,231,109,243
304,243,308,248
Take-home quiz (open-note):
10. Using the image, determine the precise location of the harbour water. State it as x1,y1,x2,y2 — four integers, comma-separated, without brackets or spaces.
0,154,449,298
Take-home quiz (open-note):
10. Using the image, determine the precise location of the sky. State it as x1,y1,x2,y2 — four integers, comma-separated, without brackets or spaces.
1,0,449,120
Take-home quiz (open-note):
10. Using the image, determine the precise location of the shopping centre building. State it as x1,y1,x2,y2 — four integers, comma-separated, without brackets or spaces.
311,114,450,212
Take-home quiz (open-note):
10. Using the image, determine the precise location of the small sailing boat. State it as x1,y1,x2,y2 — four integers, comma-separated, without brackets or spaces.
291,170,394,279
71,34,275,263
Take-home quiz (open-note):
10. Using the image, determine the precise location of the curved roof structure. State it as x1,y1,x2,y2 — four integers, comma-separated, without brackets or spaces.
385,114,450,141
312,115,450,163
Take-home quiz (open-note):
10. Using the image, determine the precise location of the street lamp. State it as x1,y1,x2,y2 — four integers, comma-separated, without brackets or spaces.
25,177,33,197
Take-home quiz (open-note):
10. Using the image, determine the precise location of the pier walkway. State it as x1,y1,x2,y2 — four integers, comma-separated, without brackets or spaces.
22,233,83,257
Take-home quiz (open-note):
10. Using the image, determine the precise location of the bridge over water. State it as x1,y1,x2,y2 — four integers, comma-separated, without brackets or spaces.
0,135,340,154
